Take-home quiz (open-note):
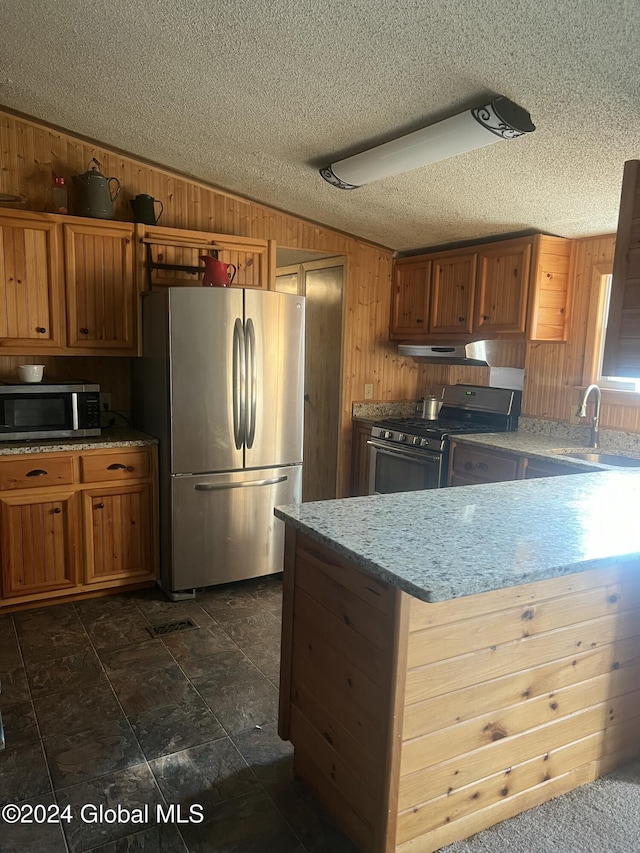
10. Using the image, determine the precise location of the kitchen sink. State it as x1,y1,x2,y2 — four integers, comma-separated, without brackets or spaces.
563,452,640,467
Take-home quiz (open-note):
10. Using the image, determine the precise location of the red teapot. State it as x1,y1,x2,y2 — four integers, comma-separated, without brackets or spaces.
200,255,237,287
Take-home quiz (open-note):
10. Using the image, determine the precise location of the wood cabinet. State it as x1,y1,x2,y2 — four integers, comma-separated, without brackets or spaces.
448,442,523,485
0,445,158,608
0,209,138,356
449,441,586,486
391,260,431,338
138,223,276,290
64,219,137,353
391,234,572,343
350,421,374,496
0,212,65,351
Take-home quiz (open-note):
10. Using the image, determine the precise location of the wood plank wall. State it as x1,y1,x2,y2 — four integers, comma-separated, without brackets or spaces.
0,108,427,496
397,562,640,852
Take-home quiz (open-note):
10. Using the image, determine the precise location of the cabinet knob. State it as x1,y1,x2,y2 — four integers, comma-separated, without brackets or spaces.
96,502,105,510
458,316,465,322
53,507,61,514
464,461,473,471
416,318,423,324
482,315,490,321
79,327,89,334
36,327,47,334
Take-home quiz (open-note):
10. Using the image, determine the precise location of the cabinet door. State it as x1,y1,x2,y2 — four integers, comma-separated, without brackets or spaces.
448,442,522,484
0,212,65,350
390,260,431,339
64,220,137,353
350,422,373,497
83,483,155,584
429,253,476,334
475,240,532,336
0,490,78,597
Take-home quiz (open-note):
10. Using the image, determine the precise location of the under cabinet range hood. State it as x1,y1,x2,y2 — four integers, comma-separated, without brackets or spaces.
398,340,518,367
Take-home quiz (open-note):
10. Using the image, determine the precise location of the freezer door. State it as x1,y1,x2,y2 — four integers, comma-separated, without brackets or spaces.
169,464,302,591
244,290,305,469
168,288,244,475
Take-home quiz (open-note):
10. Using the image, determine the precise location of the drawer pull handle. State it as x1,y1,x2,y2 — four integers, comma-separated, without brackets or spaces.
107,463,133,471
26,469,48,477
53,507,61,514
96,503,105,509
36,327,47,334
476,462,489,470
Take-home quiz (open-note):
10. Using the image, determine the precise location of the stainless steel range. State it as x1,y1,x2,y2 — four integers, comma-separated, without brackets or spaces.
368,384,521,495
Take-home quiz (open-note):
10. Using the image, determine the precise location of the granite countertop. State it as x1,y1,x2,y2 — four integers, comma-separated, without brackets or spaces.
275,469,640,603
0,426,157,456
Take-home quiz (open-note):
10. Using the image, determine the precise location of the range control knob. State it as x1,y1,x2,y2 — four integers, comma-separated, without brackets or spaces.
383,430,392,439
398,433,407,442
421,438,430,447
412,436,421,446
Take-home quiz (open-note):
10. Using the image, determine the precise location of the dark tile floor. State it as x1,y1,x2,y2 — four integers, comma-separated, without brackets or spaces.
0,577,357,853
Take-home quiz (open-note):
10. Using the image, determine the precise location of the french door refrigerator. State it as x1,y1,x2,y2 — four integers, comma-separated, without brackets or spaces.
133,287,305,596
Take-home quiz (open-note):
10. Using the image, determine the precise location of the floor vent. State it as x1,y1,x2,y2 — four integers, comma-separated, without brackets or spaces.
147,618,197,637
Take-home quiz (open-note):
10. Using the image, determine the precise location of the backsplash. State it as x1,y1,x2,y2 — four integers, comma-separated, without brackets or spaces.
352,400,418,420
519,416,640,453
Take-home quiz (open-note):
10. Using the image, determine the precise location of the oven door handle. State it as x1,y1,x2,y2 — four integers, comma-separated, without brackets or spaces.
367,440,441,464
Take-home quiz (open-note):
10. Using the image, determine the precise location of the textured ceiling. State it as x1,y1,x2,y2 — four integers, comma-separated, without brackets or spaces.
0,0,638,251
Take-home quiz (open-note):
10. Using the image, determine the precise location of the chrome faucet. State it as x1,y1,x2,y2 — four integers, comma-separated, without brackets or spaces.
575,384,602,449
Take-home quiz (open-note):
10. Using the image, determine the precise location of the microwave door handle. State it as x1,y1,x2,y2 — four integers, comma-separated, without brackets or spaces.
245,317,257,449
232,318,246,449
70,393,79,430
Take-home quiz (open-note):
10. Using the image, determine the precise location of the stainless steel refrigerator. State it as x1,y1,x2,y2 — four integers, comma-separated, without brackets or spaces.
132,287,305,596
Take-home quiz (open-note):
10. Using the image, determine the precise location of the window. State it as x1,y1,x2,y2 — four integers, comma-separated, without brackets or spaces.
587,270,640,392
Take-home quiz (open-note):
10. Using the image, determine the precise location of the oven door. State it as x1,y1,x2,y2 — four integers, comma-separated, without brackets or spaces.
368,440,442,495
0,392,75,440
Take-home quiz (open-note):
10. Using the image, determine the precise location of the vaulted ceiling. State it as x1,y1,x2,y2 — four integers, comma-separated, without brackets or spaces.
0,0,638,251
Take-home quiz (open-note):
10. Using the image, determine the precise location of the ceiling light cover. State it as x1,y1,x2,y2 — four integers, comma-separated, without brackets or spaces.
320,96,535,189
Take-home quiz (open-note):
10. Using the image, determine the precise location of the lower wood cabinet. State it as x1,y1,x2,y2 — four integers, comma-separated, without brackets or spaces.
449,441,585,486
0,445,158,608
350,421,374,496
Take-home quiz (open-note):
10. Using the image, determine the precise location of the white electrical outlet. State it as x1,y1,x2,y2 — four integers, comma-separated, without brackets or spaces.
364,384,373,399
100,392,112,411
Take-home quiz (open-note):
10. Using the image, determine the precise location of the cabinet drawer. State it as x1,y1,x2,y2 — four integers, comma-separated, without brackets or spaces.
80,451,151,483
450,445,520,482
0,456,75,490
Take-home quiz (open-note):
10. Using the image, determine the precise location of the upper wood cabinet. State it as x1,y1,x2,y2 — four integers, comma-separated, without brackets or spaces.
391,259,431,338
0,212,65,351
602,159,640,377
0,209,138,356
138,223,276,290
430,253,477,335
474,239,531,336
64,220,137,354
391,234,572,343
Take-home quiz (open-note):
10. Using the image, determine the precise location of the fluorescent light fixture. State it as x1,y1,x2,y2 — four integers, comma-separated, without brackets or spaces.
319,96,535,190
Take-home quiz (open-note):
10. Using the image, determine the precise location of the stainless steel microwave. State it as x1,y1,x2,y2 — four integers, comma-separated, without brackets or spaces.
0,382,101,441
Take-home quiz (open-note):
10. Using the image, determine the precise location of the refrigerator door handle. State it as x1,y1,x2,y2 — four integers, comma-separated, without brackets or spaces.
194,475,288,491
245,317,257,449
232,318,246,449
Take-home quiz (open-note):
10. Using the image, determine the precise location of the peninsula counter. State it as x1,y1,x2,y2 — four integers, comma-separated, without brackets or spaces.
275,471,640,852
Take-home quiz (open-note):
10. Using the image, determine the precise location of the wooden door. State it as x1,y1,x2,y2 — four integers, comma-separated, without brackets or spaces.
0,211,65,351
301,259,344,502
83,483,154,583
0,490,78,597
64,220,137,353
475,240,532,336
390,260,431,339
429,253,477,335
